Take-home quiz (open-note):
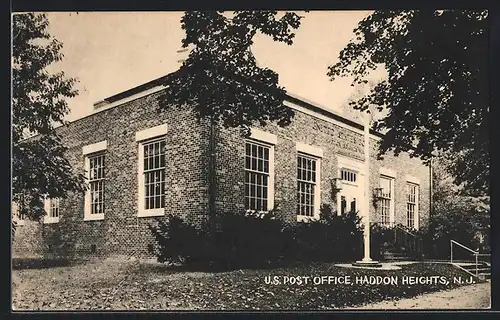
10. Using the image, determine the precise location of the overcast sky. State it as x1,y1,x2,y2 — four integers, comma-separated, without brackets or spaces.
44,11,380,122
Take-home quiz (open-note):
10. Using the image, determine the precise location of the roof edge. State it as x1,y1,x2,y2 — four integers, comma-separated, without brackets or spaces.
96,74,383,138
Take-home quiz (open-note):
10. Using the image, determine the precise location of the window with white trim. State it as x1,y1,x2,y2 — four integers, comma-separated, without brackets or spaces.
86,153,106,218
244,140,271,211
296,154,319,218
83,140,107,221
378,176,394,226
406,182,419,229
44,197,60,223
138,137,166,216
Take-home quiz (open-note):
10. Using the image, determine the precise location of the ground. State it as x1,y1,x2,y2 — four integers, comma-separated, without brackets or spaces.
344,282,491,309
11,259,489,310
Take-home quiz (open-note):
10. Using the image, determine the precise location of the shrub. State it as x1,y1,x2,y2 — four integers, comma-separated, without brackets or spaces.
369,223,396,261
293,204,363,262
210,210,292,268
149,210,290,269
149,205,364,270
148,215,214,266
422,209,480,260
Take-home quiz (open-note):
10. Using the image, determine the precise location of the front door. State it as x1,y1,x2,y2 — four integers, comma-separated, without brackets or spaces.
340,183,360,215
337,166,364,216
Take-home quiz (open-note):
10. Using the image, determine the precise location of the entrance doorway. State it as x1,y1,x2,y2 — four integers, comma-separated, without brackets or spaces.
337,156,365,217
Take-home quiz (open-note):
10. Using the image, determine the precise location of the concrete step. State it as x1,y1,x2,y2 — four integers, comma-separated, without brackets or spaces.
385,256,414,261
453,262,491,280
480,273,491,279
459,264,490,271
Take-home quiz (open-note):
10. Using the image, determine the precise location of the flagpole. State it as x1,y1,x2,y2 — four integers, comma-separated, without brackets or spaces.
353,110,381,267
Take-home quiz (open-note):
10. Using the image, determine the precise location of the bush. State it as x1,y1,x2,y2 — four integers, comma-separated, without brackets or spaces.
369,224,396,261
293,204,363,262
210,210,292,269
149,205,364,270
421,209,480,260
148,215,214,266
149,210,290,269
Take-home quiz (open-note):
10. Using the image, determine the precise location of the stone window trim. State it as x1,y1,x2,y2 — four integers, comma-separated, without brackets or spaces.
244,128,276,212
296,152,322,222
136,124,168,218
83,141,107,221
295,141,323,158
43,197,60,224
82,140,107,156
379,167,397,178
405,174,420,185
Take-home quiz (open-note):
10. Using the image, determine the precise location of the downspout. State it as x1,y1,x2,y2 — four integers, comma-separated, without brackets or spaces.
208,116,217,230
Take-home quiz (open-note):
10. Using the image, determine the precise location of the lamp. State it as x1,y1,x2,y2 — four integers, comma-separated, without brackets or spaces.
372,187,383,208
331,178,342,200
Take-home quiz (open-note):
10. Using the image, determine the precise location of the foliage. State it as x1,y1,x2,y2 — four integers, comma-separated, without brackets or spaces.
148,215,213,266
158,11,304,135
293,204,363,262
409,156,491,259
149,210,289,269
149,205,364,270
329,10,488,196
12,13,86,222
12,260,479,310
369,223,396,261
211,210,291,268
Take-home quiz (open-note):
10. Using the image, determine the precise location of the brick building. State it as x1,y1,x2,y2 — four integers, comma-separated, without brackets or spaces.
12,75,431,260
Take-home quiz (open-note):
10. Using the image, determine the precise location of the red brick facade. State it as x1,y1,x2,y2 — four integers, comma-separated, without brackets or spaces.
12,84,430,260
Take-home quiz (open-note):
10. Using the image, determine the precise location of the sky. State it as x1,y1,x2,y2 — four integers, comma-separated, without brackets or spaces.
44,11,380,122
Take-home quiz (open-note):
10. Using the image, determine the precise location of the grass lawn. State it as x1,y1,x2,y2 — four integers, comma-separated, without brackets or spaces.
12,259,479,310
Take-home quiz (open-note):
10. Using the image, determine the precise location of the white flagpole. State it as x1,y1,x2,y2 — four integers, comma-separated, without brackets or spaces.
354,109,380,267
362,111,372,262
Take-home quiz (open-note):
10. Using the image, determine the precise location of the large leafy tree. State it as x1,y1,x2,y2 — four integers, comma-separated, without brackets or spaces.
12,13,86,228
158,11,304,133
328,10,488,196
158,11,303,220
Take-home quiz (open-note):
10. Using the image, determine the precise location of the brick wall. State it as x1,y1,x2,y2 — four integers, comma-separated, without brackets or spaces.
215,108,430,228
12,91,210,260
12,90,430,260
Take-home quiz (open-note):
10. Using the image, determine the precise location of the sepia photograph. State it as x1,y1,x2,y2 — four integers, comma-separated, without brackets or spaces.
11,10,490,311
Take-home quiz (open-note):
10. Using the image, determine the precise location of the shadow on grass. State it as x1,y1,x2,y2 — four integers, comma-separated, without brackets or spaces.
141,259,352,274
12,258,88,270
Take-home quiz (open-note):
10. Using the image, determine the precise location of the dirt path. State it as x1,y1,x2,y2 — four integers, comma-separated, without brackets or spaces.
344,282,491,310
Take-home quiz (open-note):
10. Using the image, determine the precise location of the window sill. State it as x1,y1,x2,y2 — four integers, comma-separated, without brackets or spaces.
84,214,104,221
138,209,165,218
43,218,59,224
297,215,319,223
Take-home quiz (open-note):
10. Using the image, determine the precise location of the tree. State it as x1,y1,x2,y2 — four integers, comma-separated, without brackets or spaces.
423,156,490,257
158,11,304,133
157,11,304,220
328,10,488,196
12,13,86,229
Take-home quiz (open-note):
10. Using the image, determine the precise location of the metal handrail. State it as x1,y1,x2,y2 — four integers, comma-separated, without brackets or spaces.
394,223,419,237
451,240,479,255
450,240,480,277
393,224,423,259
